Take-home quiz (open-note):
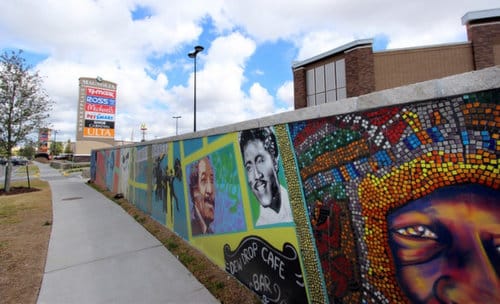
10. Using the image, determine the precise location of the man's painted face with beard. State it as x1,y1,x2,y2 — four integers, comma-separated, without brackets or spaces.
243,139,280,210
194,157,215,223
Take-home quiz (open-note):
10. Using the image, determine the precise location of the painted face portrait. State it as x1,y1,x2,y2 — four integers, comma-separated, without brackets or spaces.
190,156,216,235
195,157,215,222
119,149,130,195
388,184,500,303
243,139,280,209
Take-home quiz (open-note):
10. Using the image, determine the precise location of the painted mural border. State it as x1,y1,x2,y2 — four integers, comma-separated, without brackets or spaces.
275,124,328,303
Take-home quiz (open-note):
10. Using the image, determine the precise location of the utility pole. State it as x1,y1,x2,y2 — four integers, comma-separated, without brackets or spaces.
173,116,181,135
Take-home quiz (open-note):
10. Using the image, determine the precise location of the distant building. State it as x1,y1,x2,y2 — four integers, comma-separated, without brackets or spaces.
37,128,50,153
75,77,117,155
292,8,500,109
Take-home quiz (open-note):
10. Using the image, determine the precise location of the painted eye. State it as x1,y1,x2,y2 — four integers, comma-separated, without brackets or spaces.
395,225,438,239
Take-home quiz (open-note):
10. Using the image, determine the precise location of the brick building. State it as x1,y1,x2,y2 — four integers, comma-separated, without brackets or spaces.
292,8,500,109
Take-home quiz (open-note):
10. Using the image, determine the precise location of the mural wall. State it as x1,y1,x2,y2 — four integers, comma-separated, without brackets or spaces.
92,88,499,303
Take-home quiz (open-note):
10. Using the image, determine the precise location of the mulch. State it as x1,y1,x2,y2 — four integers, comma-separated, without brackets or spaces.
0,187,41,196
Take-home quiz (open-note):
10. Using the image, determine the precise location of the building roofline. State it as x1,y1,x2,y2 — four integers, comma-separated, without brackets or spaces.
373,41,470,54
292,38,373,69
462,7,500,25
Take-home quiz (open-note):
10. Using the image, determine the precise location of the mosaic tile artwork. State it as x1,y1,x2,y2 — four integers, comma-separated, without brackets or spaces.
289,89,499,303
91,87,499,304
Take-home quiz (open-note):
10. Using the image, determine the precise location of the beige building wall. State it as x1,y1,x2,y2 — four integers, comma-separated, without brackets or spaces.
494,43,500,65
75,140,113,155
374,43,474,91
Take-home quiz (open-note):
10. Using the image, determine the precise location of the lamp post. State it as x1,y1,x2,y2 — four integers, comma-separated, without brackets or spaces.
52,129,58,156
140,123,147,142
188,45,204,132
172,116,181,135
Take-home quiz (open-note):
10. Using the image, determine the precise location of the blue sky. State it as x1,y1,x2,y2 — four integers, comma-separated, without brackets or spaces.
0,0,497,143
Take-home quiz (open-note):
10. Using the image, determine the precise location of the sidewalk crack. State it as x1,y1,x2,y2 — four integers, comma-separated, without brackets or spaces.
44,244,164,274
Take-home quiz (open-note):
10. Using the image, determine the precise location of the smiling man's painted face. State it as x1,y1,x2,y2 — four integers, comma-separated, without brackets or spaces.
388,184,500,303
243,139,279,210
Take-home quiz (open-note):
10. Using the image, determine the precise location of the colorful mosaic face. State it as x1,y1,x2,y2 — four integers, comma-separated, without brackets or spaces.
289,89,499,303
388,184,499,303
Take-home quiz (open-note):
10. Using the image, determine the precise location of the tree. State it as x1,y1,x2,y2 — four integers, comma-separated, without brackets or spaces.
0,50,53,192
50,141,63,155
64,139,73,154
19,144,36,159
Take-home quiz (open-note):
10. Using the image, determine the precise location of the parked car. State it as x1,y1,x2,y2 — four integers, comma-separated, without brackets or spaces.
0,157,7,165
35,152,50,160
11,156,29,166
54,153,72,160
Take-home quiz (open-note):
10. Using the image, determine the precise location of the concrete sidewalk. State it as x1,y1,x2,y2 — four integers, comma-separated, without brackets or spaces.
36,163,219,304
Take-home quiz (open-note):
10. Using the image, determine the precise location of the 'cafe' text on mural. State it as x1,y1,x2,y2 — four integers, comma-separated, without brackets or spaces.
224,236,307,304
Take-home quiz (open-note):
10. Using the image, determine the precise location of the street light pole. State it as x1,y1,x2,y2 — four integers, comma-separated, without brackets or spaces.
140,123,147,142
172,116,181,135
188,45,204,132
52,129,58,156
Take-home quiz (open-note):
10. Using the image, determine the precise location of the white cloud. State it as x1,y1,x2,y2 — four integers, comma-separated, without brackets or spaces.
276,81,295,111
245,83,275,115
295,31,353,61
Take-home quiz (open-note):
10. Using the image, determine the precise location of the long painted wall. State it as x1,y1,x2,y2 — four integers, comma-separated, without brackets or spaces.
91,67,499,304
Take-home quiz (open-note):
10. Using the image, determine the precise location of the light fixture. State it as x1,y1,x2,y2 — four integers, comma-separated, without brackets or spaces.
188,45,204,132
172,116,181,135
